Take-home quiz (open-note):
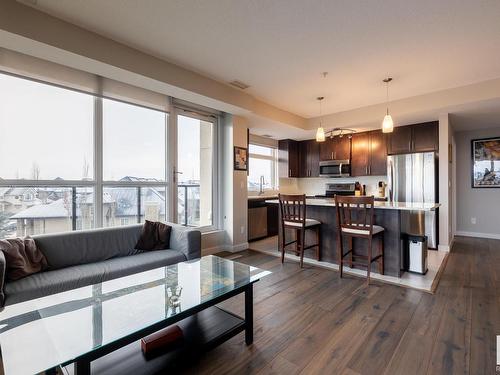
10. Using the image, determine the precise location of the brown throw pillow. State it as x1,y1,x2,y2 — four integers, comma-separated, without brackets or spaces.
135,221,172,251
0,237,48,281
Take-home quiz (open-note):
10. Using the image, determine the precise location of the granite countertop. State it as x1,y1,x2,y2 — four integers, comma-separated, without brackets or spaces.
265,198,440,211
248,195,278,200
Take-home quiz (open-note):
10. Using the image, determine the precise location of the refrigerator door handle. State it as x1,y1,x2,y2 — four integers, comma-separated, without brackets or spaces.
388,158,394,202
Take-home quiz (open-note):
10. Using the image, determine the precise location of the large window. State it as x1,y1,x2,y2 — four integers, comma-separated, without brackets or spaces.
177,114,214,227
248,143,278,192
0,74,94,180
0,72,218,239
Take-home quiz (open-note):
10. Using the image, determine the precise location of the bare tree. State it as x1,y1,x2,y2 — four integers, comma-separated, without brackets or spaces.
82,157,90,180
31,162,40,180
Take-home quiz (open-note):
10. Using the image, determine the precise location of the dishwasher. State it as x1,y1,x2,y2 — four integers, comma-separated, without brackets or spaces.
248,201,268,241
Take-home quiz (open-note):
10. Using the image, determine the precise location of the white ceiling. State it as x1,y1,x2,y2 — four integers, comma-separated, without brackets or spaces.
23,0,500,119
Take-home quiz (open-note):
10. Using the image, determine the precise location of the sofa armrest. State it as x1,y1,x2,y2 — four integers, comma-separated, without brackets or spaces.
169,224,201,260
0,250,6,307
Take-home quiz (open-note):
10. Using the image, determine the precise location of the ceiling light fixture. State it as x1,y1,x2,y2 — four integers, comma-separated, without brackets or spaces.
315,96,326,142
382,77,394,133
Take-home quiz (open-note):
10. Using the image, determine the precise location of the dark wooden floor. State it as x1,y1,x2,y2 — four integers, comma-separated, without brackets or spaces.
180,236,499,375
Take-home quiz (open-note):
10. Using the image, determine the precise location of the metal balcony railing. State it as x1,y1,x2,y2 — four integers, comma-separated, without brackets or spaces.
177,184,200,227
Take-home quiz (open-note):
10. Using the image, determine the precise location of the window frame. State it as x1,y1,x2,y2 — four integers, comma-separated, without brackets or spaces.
247,142,279,192
0,71,220,237
171,107,219,232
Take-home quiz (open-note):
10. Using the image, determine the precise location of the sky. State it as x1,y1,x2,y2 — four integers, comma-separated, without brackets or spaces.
0,73,207,183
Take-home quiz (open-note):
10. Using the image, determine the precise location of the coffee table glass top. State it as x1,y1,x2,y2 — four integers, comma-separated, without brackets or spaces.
0,255,270,375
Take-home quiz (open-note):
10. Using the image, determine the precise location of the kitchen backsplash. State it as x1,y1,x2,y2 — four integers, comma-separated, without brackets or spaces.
279,176,388,196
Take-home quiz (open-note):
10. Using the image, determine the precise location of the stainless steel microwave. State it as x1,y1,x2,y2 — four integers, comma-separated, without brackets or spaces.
319,159,351,178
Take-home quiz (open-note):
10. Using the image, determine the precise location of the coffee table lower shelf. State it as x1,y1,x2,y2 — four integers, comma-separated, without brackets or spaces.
63,306,245,375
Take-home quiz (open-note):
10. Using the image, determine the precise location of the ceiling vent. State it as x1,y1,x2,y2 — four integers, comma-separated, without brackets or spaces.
229,80,250,90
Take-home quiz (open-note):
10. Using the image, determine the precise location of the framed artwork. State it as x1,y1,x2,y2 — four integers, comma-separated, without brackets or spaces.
471,136,500,188
234,146,248,171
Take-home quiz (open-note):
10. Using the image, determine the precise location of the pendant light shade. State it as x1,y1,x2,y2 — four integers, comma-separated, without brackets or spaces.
315,95,326,142
382,114,394,133
316,126,326,142
382,77,394,133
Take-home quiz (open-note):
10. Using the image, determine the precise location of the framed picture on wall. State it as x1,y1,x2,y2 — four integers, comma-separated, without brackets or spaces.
471,136,500,188
234,146,248,171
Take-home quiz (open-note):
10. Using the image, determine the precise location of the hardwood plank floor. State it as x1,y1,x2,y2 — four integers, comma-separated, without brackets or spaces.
178,236,499,375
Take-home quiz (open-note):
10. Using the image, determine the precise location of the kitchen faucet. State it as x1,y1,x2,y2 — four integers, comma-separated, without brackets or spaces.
258,175,265,195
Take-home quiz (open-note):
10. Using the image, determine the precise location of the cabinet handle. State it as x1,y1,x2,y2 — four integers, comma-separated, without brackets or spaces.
409,139,412,151
369,165,371,175
331,151,333,160
289,169,292,177
365,166,368,175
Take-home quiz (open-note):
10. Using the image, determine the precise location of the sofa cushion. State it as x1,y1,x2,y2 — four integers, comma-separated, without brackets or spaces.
33,225,143,270
4,250,186,306
135,221,171,251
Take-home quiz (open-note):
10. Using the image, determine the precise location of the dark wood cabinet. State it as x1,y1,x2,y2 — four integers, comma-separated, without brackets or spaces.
278,139,299,178
334,137,352,160
299,140,320,177
387,121,438,155
369,130,388,175
388,125,413,155
351,132,369,176
412,121,439,152
319,137,335,161
351,130,387,176
319,137,351,161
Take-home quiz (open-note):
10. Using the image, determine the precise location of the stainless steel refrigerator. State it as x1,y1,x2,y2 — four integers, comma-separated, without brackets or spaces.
387,152,438,249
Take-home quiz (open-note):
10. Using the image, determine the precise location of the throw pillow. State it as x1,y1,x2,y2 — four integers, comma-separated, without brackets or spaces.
0,237,48,281
135,221,172,251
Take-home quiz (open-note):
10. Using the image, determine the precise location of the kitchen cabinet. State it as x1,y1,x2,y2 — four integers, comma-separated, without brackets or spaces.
369,130,388,175
351,132,369,176
278,139,299,178
351,130,387,176
412,121,439,152
319,136,351,161
387,121,438,155
299,139,320,177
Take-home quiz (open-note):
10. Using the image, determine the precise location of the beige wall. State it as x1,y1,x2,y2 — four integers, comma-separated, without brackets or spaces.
220,114,249,251
455,127,500,238
438,113,454,251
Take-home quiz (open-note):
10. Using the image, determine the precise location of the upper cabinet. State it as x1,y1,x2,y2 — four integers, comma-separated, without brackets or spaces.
351,130,387,176
299,139,320,177
387,121,438,155
319,136,351,161
278,139,299,178
412,121,439,152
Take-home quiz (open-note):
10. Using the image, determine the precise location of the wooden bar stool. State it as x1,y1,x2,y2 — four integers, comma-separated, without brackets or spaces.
278,194,321,268
335,195,384,284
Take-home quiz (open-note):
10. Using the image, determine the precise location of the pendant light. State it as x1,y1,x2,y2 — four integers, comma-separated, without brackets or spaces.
315,96,326,142
382,77,394,133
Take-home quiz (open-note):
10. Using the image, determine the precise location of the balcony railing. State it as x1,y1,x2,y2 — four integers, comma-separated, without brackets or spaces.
177,184,200,227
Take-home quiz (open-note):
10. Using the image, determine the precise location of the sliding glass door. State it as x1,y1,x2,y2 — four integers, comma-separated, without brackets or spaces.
175,113,216,229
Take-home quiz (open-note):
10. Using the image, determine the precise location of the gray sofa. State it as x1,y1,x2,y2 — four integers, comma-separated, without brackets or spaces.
0,223,201,307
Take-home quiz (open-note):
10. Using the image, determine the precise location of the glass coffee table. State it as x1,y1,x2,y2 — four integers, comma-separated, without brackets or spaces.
0,255,270,375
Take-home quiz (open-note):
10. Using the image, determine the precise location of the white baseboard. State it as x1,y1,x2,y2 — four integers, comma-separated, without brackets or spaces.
438,244,450,252
201,242,249,256
224,242,249,252
455,231,500,240
201,246,222,256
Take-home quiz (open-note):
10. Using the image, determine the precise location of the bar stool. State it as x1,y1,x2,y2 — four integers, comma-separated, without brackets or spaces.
335,195,384,284
278,194,321,268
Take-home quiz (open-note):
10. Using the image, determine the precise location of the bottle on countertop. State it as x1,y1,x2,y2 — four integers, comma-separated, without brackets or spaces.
354,181,361,196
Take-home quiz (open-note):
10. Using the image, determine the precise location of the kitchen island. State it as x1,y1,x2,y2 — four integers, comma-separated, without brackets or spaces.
266,198,440,277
